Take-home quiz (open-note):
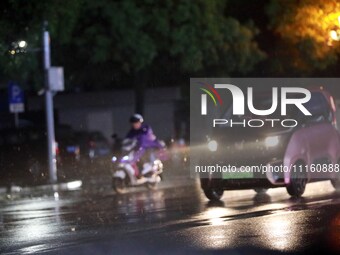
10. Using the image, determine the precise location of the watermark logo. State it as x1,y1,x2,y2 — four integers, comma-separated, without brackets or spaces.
199,82,223,115
199,83,312,128
190,78,340,179
200,84,311,116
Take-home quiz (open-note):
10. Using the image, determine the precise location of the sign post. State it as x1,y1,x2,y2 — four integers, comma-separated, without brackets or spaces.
8,82,25,128
43,21,58,184
42,22,64,184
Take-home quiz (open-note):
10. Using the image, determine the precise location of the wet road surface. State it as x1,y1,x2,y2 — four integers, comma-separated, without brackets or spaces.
0,178,340,255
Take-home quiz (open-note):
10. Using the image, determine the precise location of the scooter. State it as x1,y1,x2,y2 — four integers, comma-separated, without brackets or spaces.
111,139,164,194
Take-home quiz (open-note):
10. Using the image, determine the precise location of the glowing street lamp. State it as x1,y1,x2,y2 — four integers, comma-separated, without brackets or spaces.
18,40,27,48
8,40,28,55
329,16,340,44
330,30,340,41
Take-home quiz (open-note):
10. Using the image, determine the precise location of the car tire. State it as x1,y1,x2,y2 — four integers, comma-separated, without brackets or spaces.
254,188,268,194
286,163,307,198
203,188,224,201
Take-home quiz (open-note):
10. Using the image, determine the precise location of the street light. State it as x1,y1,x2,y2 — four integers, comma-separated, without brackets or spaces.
18,40,27,48
9,40,28,55
329,16,340,44
330,30,340,41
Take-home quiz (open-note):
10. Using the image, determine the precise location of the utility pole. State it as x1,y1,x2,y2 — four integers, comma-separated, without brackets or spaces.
43,21,57,183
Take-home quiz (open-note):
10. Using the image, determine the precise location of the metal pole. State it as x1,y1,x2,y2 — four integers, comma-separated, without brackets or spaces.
43,21,57,183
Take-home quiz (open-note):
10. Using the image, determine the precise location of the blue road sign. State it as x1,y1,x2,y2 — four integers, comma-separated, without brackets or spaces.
8,82,25,113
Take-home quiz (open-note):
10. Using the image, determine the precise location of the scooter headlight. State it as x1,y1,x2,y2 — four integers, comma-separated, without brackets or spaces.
122,155,129,161
111,156,117,163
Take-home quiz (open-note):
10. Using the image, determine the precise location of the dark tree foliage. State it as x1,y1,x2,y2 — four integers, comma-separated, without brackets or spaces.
0,0,265,91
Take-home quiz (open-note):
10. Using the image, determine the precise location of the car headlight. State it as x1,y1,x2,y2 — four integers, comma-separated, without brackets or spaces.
264,136,279,147
207,140,218,152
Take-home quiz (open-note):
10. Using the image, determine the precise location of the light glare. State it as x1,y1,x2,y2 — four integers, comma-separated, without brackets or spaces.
208,140,218,152
330,30,340,41
18,40,27,48
265,136,279,147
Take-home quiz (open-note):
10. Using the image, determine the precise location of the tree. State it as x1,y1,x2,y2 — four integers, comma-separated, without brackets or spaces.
0,0,265,94
0,0,82,90
67,0,265,112
266,0,340,75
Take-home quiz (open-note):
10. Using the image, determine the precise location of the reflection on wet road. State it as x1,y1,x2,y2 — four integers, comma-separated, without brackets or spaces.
0,179,340,254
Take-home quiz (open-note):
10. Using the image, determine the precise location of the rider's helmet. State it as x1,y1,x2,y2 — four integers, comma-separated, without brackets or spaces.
129,113,144,123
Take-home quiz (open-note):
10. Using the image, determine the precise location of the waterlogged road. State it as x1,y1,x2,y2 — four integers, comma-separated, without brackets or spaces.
0,178,339,255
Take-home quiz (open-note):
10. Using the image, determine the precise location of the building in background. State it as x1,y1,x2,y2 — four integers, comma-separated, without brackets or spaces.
26,87,183,143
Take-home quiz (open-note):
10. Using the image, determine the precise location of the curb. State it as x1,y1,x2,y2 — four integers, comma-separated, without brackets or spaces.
0,180,82,195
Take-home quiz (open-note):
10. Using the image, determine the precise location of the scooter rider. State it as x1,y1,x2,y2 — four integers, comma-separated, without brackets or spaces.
126,114,164,177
